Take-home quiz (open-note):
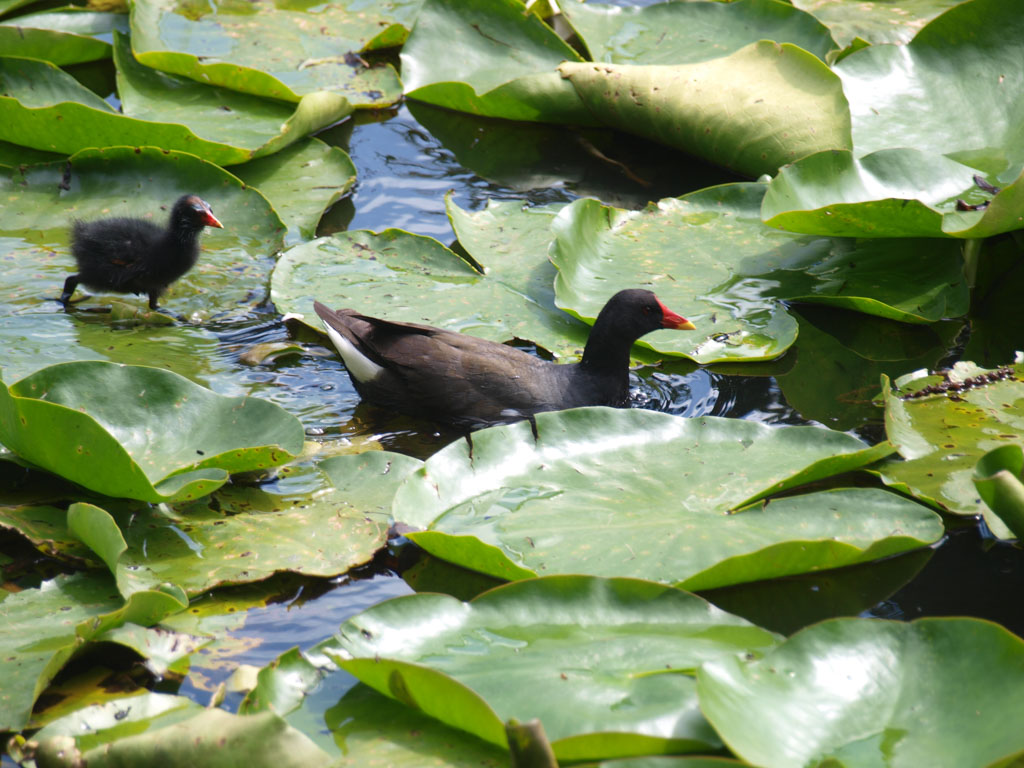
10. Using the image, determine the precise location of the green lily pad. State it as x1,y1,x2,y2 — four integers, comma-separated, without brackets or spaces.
109,451,415,595
0,571,187,732
129,0,411,106
271,216,591,361
325,683,510,767
762,148,1024,239
34,707,332,767
0,146,284,317
974,444,1024,540
876,362,1024,539
0,504,98,566
791,0,962,47
0,139,63,169
392,407,939,589
835,0,1024,177
550,186,968,364
698,616,1024,768
333,576,780,761
0,360,303,503
0,9,127,65
68,502,126,575
562,0,836,65
114,33,352,165
238,647,324,717
558,42,851,178
0,0,35,18
230,137,356,246
0,56,340,166
401,0,593,123
27,693,203,756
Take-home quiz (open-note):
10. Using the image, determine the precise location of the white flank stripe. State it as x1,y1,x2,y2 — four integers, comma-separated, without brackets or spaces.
322,323,384,382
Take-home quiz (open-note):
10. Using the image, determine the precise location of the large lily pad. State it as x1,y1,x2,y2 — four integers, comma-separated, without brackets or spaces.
0,571,186,732
550,186,968,364
333,576,780,761
129,0,410,106
109,451,415,595
698,617,1024,768
114,33,351,164
762,148,1024,239
401,0,593,123
559,42,851,178
562,0,836,65
0,9,126,65
876,362,1024,539
0,56,339,166
326,684,509,767
835,0,1024,177
392,407,941,589
0,360,303,503
271,217,592,361
0,146,284,317
791,0,962,47
230,138,357,246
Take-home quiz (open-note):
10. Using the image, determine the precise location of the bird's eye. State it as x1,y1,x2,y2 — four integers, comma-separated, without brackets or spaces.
643,305,653,315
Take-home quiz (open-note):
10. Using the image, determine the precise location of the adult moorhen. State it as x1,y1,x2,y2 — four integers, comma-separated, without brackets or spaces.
60,194,223,311
313,288,695,429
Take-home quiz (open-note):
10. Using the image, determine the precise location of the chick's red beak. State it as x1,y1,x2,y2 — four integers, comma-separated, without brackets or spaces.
658,300,696,330
202,205,223,229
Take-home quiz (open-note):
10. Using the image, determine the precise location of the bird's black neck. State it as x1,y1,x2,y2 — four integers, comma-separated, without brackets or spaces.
165,208,205,254
580,312,636,373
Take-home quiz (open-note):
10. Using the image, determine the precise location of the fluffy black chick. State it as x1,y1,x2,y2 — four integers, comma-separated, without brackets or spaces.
60,194,223,310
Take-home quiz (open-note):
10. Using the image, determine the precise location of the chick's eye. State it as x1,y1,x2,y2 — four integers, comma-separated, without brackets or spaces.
643,305,653,315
